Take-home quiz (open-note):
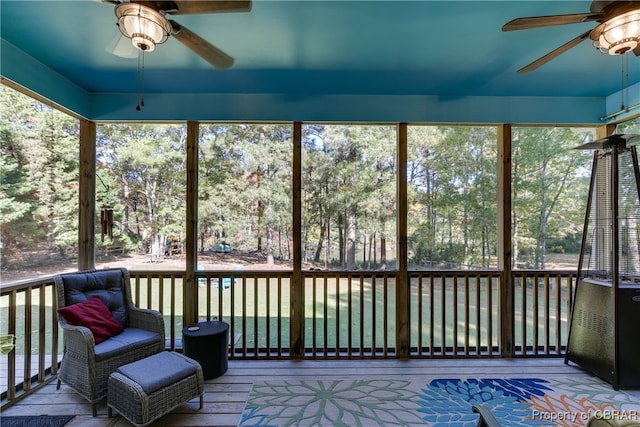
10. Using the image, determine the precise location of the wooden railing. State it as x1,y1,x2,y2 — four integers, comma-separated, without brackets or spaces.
304,271,395,358
513,270,575,356
0,278,60,406
409,270,501,357
194,271,292,359
1,268,575,407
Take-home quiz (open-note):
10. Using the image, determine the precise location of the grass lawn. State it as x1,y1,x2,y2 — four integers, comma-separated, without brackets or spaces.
1,274,570,356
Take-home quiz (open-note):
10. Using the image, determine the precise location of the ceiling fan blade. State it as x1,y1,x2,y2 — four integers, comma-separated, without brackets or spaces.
517,30,591,74
169,20,234,69
135,1,251,14
107,33,138,58
171,1,251,14
634,44,640,56
502,12,602,31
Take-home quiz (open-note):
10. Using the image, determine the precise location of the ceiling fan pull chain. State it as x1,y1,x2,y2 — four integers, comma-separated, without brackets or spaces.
136,51,140,110
141,50,145,109
136,50,145,111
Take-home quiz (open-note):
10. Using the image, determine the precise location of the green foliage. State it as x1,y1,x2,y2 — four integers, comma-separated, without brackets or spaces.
198,124,292,262
512,127,593,269
96,123,186,257
1,86,79,263
3,83,624,274
0,136,39,253
547,232,582,254
407,126,497,269
616,116,640,134
301,124,396,269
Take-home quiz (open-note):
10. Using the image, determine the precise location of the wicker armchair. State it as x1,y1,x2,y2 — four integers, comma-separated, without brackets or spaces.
55,268,165,416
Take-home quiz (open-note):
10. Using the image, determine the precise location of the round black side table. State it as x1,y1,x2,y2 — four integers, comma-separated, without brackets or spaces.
182,320,229,380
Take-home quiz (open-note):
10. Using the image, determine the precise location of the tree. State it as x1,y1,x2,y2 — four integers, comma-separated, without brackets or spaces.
1,84,602,277
198,124,292,265
301,124,396,270
0,85,79,264
407,126,497,269
97,124,186,256
512,127,592,269
0,128,39,259
198,125,244,252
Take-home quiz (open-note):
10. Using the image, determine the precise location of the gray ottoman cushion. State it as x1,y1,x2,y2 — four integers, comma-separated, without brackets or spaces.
116,351,197,394
108,351,204,426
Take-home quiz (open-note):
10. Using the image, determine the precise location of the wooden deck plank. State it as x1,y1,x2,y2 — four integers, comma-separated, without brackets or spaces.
2,358,637,427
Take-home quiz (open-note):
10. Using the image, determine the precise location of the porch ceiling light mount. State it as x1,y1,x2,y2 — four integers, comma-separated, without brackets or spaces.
591,8,640,55
115,3,172,52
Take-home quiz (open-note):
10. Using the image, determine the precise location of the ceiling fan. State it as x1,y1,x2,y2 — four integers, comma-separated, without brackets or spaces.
502,1,640,73
103,0,252,69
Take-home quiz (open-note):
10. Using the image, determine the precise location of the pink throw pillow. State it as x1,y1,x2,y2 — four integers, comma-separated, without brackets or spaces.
58,297,124,344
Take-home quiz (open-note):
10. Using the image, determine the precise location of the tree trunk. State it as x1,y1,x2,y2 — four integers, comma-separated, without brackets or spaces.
463,189,469,266
325,218,330,268
338,212,345,268
536,160,548,269
266,224,274,265
363,234,368,267
122,175,130,234
314,211,326,263
380,233,387,269
257,200,263,251
346,207,356,270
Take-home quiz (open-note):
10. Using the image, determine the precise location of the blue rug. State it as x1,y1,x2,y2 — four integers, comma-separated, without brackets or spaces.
0,415,74,427
238,377,640,426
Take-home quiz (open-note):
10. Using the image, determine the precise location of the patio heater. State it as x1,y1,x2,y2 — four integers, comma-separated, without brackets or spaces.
565,134,640,389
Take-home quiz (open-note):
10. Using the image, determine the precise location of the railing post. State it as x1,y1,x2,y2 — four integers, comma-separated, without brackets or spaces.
78,119,96,271
498,124,514,356
184,121,199,327
291,122,304,358
396,123,410,358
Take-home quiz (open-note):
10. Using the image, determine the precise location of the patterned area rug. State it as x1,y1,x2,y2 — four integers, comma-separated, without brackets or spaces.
238,377,640,426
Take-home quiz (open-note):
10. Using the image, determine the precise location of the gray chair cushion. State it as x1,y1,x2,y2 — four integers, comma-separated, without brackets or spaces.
62,269,127,326
116,352,198,394
95,328,161,361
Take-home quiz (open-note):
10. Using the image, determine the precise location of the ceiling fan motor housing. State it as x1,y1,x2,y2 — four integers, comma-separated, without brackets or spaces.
115,3,172,52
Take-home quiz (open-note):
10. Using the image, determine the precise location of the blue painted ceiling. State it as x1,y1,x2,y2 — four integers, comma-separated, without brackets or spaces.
1,1,639,122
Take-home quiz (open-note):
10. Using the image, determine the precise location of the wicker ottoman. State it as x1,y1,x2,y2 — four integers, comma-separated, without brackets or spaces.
107,351,204,427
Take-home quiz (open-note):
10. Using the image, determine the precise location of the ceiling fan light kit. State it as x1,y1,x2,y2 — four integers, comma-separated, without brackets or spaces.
107,0,251,68
106,0,252,108
592,9,640,55
115,3,171,52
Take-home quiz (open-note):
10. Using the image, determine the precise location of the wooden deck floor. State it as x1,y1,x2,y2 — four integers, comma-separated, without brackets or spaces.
2,357,638,426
